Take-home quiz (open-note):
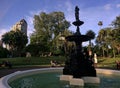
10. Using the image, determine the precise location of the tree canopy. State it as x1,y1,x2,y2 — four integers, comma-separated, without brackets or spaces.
2,30,28,56
30,11,71,55
96,15,120,57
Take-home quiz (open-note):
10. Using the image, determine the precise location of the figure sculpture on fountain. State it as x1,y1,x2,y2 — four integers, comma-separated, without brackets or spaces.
75,6,79,21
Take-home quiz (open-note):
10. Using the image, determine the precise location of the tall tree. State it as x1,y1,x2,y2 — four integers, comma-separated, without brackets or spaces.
2,30,28,56
49,12,70,37
55,29,74,56
31,11,70,53
111,16,120,55
96,29,107,57
96,16,120,57
112,16,120,28
96,27,119,57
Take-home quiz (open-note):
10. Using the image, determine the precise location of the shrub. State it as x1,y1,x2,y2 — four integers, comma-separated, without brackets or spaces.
0,46,10,58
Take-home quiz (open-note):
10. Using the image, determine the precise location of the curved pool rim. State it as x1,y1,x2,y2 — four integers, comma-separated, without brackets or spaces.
0,67,120,88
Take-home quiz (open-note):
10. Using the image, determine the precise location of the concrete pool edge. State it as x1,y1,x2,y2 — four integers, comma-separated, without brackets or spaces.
0,68,120,88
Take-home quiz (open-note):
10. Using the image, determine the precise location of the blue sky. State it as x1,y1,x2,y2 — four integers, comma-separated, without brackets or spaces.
0,0,120,45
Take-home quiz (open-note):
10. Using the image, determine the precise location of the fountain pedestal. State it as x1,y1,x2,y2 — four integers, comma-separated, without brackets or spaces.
60,6,100,86
63,6,96,78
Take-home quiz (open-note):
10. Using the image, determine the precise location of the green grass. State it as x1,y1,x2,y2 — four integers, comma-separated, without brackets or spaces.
0,56,66,68
97,57,120,69
0,56,120,70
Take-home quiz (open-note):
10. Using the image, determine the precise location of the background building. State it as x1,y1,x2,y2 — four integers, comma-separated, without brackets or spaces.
2,19,27,49
11,19,27,35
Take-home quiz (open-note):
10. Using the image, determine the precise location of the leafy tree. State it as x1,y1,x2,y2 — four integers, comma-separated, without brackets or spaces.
112,16,120,28
96,29,107,57
49,12,70,37
95,16,120,58
111,16,120,55
2,30,28,56
96,27,120,57
30,11,70,54
0,46,10,58
25,43,49,56
52,29,74,56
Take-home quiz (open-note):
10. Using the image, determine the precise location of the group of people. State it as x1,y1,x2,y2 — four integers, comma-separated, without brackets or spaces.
0,60,12,68
50,60,61,67
50,50,98,68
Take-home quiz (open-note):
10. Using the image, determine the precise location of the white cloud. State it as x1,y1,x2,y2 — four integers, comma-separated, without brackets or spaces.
29,9,48,16
25,10,40,37
0,29,8,39
26,16,33,26
25,15,34,38
104,4,112,10
25,9,48,44
116,4,120,8
29,10,40,16
25,9,46,38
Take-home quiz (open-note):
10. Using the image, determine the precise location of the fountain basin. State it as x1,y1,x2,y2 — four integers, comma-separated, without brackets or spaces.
0,68,120,88
0,68,62,88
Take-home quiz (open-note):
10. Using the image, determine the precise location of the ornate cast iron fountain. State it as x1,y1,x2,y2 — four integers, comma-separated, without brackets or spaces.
63,6,96,78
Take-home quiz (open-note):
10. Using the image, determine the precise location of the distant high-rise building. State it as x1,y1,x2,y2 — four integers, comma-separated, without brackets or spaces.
11,19,27,35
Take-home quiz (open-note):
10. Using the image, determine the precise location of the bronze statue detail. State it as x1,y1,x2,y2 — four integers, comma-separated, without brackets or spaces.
75,6,79,21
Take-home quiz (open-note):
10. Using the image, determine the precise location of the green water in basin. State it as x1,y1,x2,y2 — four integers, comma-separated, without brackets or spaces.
9,71,120,88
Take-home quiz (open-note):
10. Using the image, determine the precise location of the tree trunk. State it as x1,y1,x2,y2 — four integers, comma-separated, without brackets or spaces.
102,49,105,57
88,40,91,51
117,47,120,55
113,48,116,58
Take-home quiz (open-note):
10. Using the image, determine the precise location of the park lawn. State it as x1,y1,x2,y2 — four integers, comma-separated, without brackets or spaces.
0,56,66,68
97,57,120,69
0,56,120,70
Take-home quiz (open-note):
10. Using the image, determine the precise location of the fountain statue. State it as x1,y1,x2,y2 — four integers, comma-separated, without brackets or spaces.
63,6,96,78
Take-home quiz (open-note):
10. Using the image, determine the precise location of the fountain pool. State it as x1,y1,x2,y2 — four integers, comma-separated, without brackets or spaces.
1,68,120,88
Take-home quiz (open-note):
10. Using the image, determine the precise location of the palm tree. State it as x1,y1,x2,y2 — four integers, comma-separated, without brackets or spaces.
98,21,103,29
110,29,120,58
2,32,11,49
2,30,28,56
96,29,107,57
111,16,120,55
86,30,96,51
